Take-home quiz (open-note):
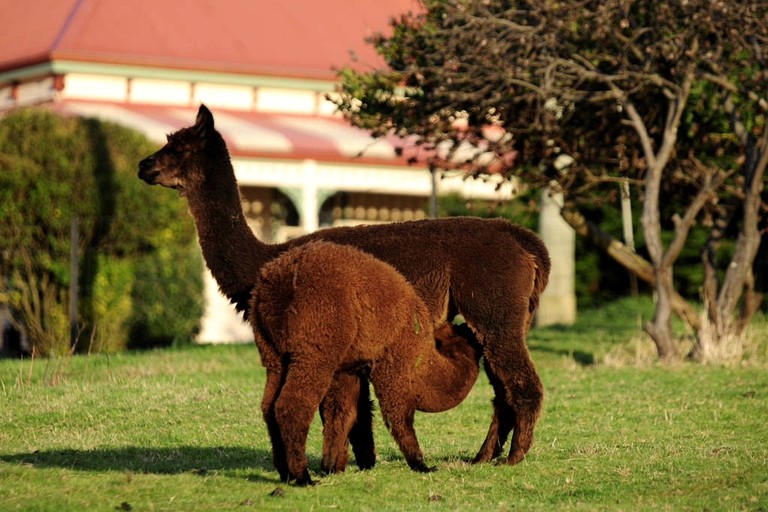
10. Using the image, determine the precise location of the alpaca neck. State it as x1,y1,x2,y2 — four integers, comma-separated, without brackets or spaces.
414,348,479,413
186,178,271,303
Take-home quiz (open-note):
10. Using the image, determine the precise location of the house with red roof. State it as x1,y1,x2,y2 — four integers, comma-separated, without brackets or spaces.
0,0,573,341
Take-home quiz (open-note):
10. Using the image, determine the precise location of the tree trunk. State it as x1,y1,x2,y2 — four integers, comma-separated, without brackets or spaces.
701,204,731,333
695,122,767,356
714,146,766,334
740,282,763,333
641,179,681,361
692,85,768,360
624,62,694,359
560,206,701,330
645,268,679,360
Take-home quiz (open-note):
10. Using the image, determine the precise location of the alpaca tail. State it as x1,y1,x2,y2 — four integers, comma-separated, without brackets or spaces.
511,225,551,316
529,248,551,316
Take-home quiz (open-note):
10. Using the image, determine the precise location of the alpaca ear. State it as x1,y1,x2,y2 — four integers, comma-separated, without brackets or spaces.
193,104,214,139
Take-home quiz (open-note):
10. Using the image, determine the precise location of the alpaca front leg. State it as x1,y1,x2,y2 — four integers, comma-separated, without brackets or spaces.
472,411,502,464
380,405,434,473
472,391,517,463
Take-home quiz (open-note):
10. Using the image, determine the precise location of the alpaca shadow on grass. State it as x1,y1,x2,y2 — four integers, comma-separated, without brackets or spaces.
1,446,477,481
528,325,596,366
528,342,596,366
0,446,296,483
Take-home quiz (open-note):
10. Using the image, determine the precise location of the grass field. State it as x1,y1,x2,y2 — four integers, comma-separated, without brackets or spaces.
1,298,767,511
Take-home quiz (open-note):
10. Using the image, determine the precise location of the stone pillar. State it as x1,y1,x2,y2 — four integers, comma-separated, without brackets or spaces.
537,183,577,326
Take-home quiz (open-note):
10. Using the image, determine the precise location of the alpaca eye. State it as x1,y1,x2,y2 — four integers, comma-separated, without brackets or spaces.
166,146,184,157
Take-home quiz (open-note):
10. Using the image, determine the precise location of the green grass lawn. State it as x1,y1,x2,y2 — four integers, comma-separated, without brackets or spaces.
1,299,767,511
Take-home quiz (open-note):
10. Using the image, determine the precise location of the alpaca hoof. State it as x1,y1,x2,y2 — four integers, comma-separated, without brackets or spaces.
355,454,376,471
472,443,503,464
507,449,526,466
495,452,525,466
320,464,346,475
321,457,347,475
353,449,377,471
357,460,376,471
411,461,437,473
293,470,315,486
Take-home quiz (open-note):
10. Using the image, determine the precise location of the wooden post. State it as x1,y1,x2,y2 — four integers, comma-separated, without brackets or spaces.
620,179,639,296
70,216,79,350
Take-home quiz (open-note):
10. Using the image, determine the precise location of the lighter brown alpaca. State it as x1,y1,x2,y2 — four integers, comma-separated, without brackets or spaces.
138,105,550,473
252,241,481,485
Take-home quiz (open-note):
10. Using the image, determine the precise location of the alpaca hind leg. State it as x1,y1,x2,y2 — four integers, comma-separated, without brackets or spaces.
260,368,289,480
319,373,358,474
471,364,514,463
347,376,376,470
482,331,543,465
275,363,336,485
472,411,502,463
371,370,433,473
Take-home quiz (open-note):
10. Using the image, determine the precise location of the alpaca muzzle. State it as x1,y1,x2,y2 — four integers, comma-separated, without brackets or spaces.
138,157,159,184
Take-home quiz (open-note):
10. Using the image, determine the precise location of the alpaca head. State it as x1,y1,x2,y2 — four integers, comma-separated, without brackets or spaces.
138,104,229,196
414,321,481,413
434,322,481,363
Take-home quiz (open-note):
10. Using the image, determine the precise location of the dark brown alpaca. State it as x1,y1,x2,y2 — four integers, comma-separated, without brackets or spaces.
252,240,481,484
138,105,550,470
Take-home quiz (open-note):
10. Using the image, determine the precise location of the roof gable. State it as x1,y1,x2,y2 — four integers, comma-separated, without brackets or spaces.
0,0,419,79
0,0,79,71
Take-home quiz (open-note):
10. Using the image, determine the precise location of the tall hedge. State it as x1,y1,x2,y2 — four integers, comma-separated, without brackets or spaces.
0,108,203,355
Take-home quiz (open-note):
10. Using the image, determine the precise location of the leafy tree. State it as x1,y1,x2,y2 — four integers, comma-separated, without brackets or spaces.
0,109,203,355
333,0,767,361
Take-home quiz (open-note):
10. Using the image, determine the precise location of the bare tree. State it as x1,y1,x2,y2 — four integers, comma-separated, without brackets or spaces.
334,0,767,359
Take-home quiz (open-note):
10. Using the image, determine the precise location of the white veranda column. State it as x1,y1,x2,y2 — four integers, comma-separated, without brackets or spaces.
300,159,319,233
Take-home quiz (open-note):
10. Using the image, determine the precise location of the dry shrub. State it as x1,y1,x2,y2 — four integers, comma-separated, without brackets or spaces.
602,313,767,368
695,313,768,367
602,335,675,368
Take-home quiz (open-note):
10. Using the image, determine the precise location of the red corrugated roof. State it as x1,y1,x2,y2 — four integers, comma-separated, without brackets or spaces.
49,100,417,165
48,100,511,171
0,0,420,79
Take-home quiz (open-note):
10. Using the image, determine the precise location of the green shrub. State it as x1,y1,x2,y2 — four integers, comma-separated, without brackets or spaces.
129,238,204,349
89,256,134,352
438,190,538,228
0,110,97,355
0,108,204,355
